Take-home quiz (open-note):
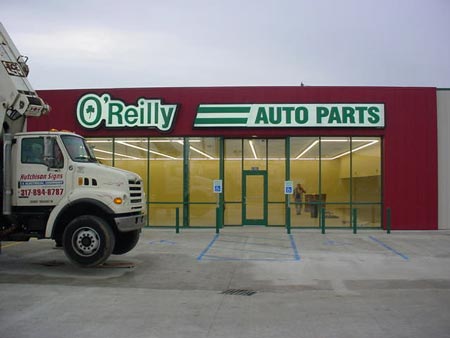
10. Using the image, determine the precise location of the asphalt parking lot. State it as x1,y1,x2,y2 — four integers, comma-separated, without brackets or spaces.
1,227,450,338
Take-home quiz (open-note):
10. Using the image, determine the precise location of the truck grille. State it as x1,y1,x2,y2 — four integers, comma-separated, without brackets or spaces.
128,179,144,210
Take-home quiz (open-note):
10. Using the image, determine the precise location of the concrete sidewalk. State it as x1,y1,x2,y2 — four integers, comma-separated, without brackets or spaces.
1,228,450,338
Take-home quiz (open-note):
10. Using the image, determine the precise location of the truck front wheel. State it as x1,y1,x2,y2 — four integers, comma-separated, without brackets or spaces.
63,215,115,267
112,230,140,255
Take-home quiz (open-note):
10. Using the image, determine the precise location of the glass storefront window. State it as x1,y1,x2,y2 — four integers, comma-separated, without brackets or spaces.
288,136,382,229
189,138,220,227
85,135,382,229
290,137,320,227
351,137,382,227
224,139,242,225
149,137,183,226
268,139,285,226
321,137,351,227
243,139,267,171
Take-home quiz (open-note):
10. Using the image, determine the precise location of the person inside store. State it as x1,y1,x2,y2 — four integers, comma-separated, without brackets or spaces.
293,183,306,215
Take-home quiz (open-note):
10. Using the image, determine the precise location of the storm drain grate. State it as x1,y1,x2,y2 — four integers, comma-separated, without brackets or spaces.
222,289,257,296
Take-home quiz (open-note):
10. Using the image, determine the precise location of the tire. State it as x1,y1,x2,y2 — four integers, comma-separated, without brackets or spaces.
62,215,115,267
112,230,140,255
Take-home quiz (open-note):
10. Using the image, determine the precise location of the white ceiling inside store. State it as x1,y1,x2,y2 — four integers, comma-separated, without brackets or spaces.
87,138,380,161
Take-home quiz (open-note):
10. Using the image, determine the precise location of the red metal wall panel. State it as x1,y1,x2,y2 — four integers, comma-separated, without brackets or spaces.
31,86,438,230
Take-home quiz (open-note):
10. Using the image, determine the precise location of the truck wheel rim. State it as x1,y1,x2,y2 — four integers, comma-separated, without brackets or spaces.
72,227,100,257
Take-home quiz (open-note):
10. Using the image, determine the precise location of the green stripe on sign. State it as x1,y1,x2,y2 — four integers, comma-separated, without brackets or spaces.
197,106,251,113
194,118,248,125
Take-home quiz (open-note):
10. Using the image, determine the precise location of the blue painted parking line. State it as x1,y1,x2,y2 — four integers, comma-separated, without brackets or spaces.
197,234,219,261
369,236,409,261
197,233,301,262
289,234,301,261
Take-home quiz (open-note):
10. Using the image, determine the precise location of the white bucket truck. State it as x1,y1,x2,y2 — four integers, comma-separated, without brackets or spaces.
0,23,146,267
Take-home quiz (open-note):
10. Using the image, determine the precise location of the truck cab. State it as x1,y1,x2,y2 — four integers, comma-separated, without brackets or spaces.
0,22,146,266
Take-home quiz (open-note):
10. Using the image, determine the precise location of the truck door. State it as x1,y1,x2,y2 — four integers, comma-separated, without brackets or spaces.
13,136,66,207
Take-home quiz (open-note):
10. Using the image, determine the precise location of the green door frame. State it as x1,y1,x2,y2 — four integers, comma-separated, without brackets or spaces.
242,170,268,225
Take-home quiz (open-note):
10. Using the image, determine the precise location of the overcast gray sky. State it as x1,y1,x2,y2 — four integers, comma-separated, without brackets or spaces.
2,0,449,89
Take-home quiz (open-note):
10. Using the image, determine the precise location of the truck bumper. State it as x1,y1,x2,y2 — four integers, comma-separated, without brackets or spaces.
114,213,146,232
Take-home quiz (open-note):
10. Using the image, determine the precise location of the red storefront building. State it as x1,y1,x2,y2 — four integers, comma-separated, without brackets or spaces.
29,86,439,231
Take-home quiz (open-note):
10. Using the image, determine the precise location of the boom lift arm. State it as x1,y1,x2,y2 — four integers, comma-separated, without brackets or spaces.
0,22,50,137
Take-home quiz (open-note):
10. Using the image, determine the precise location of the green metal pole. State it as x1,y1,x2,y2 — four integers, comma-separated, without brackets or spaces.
386,207,391,234
216,207,220,234
183,137,190,227
146,137,150,228
286,206,291,234
352,208,357,234
219,137,224,229
220,204,223,230
286,137,291,235
175,207,180,234
321,207,325,234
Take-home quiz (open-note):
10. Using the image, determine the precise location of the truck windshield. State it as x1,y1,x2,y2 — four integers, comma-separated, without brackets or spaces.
61,135,97,163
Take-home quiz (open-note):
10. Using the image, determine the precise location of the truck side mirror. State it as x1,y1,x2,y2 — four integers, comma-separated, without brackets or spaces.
44,137,65,169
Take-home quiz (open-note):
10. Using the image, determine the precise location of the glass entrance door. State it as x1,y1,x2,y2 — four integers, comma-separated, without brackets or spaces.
243,170,267,225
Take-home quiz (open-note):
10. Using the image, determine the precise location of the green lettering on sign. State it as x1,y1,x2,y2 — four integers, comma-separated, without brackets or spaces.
77,94,102,127
108,102,122,125
368,106,380,123
329,107,342,124
342,107,355,124
194,103,384,128
294,107,308,124
316,107,329,124
76,93,177,131
255,107,269,124
269,107,282,124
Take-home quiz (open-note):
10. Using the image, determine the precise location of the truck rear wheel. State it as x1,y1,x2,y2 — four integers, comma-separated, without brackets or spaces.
112,230,140,255
63,215,115,267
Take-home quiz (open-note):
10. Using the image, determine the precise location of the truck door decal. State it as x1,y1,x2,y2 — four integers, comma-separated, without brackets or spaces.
16,137,66,205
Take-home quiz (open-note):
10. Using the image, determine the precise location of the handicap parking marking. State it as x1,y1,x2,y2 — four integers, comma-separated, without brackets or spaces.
369,235,409,261
197,233,300,262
